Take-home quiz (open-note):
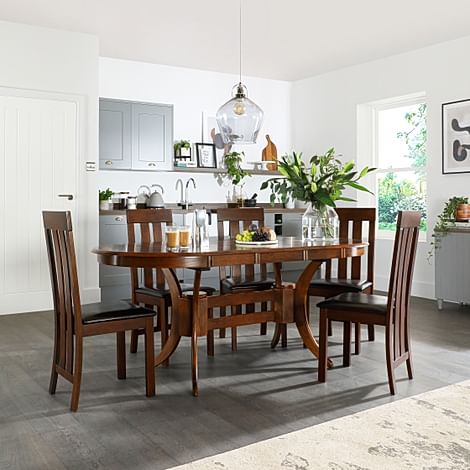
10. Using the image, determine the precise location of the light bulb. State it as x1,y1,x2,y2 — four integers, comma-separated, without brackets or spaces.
233,99,246,116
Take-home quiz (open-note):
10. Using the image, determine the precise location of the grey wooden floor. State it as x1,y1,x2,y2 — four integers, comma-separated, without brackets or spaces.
1,297,470,470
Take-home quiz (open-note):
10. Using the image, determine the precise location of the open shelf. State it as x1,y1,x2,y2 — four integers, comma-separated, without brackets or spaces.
173,167,280,176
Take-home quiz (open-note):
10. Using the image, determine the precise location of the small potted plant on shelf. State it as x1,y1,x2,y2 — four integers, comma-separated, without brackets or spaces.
174,140,192,159
429,196,468,260
99,188,114,211
260,148,374,241
224,151,252,207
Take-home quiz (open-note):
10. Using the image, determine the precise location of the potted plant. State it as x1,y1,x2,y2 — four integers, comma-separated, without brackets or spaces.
174,140,192,159
99,188,114,211
223,151,252,206
260,148,374,241
429,196,468,259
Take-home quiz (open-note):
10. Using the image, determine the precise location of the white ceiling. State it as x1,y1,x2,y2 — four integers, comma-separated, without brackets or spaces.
2,0,470,81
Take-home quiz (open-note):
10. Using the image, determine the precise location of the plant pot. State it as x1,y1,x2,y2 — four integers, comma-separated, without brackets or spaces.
455,203,470,221
302,204,339,242
99,200,110,211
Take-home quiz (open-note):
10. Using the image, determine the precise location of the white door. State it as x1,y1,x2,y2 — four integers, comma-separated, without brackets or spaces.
0,92,80,314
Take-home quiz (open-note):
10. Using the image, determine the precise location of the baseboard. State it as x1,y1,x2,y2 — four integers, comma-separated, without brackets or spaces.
0,287,101,315
375,275,434,299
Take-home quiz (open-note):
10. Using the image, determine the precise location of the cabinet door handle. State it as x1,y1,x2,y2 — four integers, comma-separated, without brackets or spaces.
148,162,156,167
115,216,123,222
58,194,74,201
105,160,113,166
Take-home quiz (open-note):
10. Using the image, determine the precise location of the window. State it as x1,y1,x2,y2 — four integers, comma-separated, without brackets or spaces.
374,99,427,234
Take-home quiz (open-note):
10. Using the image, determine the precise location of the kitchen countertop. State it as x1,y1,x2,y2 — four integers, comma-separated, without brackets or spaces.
100,203,305,216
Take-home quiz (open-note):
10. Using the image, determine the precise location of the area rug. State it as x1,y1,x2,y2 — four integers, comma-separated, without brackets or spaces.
170,380,470,469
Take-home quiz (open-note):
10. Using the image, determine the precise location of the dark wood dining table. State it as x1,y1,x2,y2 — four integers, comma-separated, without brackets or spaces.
94,237,367,396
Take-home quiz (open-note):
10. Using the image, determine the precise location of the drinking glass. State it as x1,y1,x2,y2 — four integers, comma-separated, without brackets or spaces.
179,225,191,249
165,225,179,252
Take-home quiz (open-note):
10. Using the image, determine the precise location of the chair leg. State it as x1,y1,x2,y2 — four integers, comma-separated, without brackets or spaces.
327,319,333,336
219,306,226,338
260,302,268,335
144,318,155,397
70,336,83,412
160,305,169,367
130,330,139,354
281,324,287,348
207,308,214,357
231,305,240,352
116,332,126,379
385,327,396,395
368,324,375,342
354,322,361,355
343,321,352,367
405,324,414,380
49,328,59,394
318,309,328,383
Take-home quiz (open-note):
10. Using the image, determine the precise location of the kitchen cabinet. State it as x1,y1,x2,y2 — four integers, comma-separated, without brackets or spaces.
99,99,173,171
435,230,470,309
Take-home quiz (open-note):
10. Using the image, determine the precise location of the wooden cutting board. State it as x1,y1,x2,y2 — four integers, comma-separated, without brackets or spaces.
262,134,278,171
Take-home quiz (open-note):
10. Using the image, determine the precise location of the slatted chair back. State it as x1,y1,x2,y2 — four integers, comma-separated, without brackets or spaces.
325,208,376,283
216,207,267,282
42,211,82,377
126,209,173,301
386,210,420,361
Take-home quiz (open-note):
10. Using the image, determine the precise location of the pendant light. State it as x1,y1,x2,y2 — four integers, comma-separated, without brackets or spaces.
216,0,264,144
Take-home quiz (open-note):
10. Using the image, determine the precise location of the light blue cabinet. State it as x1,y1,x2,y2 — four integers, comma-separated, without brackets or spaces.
99,99,173,171
99,100,132,170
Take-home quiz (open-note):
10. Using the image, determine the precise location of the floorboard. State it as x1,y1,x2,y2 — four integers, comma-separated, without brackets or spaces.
0,297,469,469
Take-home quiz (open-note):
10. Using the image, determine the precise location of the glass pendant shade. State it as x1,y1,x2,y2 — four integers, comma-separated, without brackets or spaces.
216,83,264,144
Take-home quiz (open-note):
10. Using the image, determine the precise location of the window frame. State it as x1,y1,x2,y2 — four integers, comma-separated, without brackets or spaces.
371,95,427,240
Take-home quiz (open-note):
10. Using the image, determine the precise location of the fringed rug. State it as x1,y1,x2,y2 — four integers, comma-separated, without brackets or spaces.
170,380,470,469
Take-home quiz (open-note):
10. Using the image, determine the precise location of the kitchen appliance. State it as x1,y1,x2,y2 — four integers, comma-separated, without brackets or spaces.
136,185,151,208
193,208,210,248
127,196,137,210
148,184,165,208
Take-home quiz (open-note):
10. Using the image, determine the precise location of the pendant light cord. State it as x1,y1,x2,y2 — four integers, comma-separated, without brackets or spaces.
239,0,242,84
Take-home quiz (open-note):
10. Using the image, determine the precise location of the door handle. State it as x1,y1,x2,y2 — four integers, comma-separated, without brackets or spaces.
58,194,74,201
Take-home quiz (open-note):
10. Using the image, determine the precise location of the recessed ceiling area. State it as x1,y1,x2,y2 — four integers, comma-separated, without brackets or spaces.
2,0,470,81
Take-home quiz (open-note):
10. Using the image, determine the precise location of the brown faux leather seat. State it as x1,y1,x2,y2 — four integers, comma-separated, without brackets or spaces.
221,276,274,293
310,279,373,292
135,284,216,299
318,293,387,315
81,303,156,324
317,211,420,395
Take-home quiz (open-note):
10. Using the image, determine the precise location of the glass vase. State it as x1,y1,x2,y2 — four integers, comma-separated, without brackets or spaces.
302,204,339,242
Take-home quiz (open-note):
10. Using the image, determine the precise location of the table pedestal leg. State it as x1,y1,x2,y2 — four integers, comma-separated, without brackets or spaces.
155,268,183,367
294,260,334,368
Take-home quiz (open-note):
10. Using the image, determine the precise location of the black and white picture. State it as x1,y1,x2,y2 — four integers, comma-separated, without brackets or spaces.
442,98,470,174
195,143,217,168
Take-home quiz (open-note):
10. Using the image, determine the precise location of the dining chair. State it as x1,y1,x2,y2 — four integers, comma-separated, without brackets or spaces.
43,211,155,411
126,209,215,357
215,207,277,352
317,211,420,395
309,207,376,355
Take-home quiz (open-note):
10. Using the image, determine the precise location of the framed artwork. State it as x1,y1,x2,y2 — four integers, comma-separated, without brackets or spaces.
442,98,470,174
195,143,217,168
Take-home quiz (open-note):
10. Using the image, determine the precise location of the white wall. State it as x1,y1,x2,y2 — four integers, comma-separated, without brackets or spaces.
292,36,470,299
0,21,100,309
98,57,291,203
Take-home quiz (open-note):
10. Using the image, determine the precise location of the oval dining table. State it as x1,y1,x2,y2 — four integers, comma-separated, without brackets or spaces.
94,236,367,396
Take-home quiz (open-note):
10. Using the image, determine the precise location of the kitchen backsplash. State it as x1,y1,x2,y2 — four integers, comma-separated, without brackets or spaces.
97,170,274,204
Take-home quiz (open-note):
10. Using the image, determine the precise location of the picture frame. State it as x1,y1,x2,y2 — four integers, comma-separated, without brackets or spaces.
442,98,470,174
195,143,217,168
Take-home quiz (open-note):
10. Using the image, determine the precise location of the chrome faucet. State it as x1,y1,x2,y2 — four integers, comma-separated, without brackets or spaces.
175,178,184,205
185,178,196,205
